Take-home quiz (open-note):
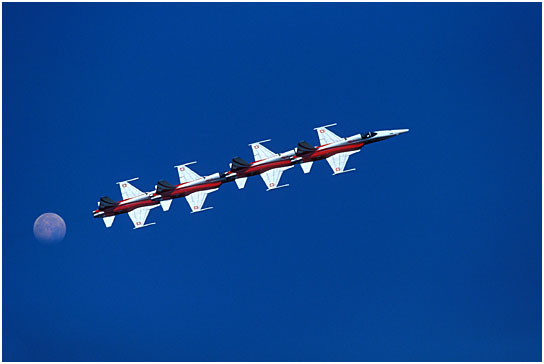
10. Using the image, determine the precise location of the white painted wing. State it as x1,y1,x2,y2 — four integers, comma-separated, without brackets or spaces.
119,181,144,200
316,125,342,146
326,150,360,174
249,141,276,162
128,205,158,228
260,166,294,190
185,188,219,213
176,164,202,184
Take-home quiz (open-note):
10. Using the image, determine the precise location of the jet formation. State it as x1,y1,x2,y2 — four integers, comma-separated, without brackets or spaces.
92,124,409,229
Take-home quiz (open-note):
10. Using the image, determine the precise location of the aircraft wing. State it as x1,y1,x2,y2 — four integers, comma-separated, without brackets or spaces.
249,140,276,161
326,150,360,175
315,123,342,146
128,205,159,229
118,178,144,200
260,166,294,190
175,162,202,184
185,188,219,213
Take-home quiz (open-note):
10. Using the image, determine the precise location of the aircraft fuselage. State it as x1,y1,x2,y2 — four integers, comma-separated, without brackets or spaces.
158,180,224,200
93,194,159,218
232,158,294,178
301,140,365,163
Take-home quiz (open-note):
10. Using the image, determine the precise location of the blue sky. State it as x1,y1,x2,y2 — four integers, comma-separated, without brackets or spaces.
3,3,541,361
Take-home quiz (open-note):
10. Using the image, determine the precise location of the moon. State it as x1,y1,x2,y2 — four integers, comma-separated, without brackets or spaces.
33,213,66,244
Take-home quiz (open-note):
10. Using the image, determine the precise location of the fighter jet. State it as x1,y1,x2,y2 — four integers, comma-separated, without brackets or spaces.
92,178,160,229
151,162,233,213
294,124,409,174
227,139,296,191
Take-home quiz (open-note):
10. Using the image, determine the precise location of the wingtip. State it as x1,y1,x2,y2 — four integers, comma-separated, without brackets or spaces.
313,123,337,130
248,139,272,146
116,177,139,184
174,161,197,168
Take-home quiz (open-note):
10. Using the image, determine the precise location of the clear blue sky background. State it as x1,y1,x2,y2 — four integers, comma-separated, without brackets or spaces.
3,3,541,361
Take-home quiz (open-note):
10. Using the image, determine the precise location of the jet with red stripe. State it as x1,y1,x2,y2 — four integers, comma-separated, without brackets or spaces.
92,178,160,229
151,162,234,213
226,139,296,191
294,124,409,174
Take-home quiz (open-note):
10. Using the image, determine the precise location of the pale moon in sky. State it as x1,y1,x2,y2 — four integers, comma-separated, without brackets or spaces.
33,213,66,244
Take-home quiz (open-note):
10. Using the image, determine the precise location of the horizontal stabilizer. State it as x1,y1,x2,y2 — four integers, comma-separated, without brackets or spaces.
235,177,248,189
156,180,176,193
103,216,115,228
231,157,251,172
300,161,313,174
99,196,117,209
160,199,173,211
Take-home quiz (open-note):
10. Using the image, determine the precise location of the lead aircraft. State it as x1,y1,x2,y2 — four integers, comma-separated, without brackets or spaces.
294,124,409,174
92,178,160,229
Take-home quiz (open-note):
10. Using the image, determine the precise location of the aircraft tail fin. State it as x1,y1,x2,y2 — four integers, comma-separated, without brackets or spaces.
296,141,317,156
230,157,251,172
156,180,176,194
99,196,117,209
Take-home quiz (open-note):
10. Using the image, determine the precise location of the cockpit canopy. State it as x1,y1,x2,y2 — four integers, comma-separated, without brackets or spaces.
362,132,377,139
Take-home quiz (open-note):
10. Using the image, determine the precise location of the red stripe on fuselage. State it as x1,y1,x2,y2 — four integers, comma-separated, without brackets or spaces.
162,181,223,200
235,159,293,177
303,142,364,162
99,199,159,217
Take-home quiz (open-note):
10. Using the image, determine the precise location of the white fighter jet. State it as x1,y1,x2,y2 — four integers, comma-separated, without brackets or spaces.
294,124,409,174
152,162,232,213
226,140,296,191
92,178,160,229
